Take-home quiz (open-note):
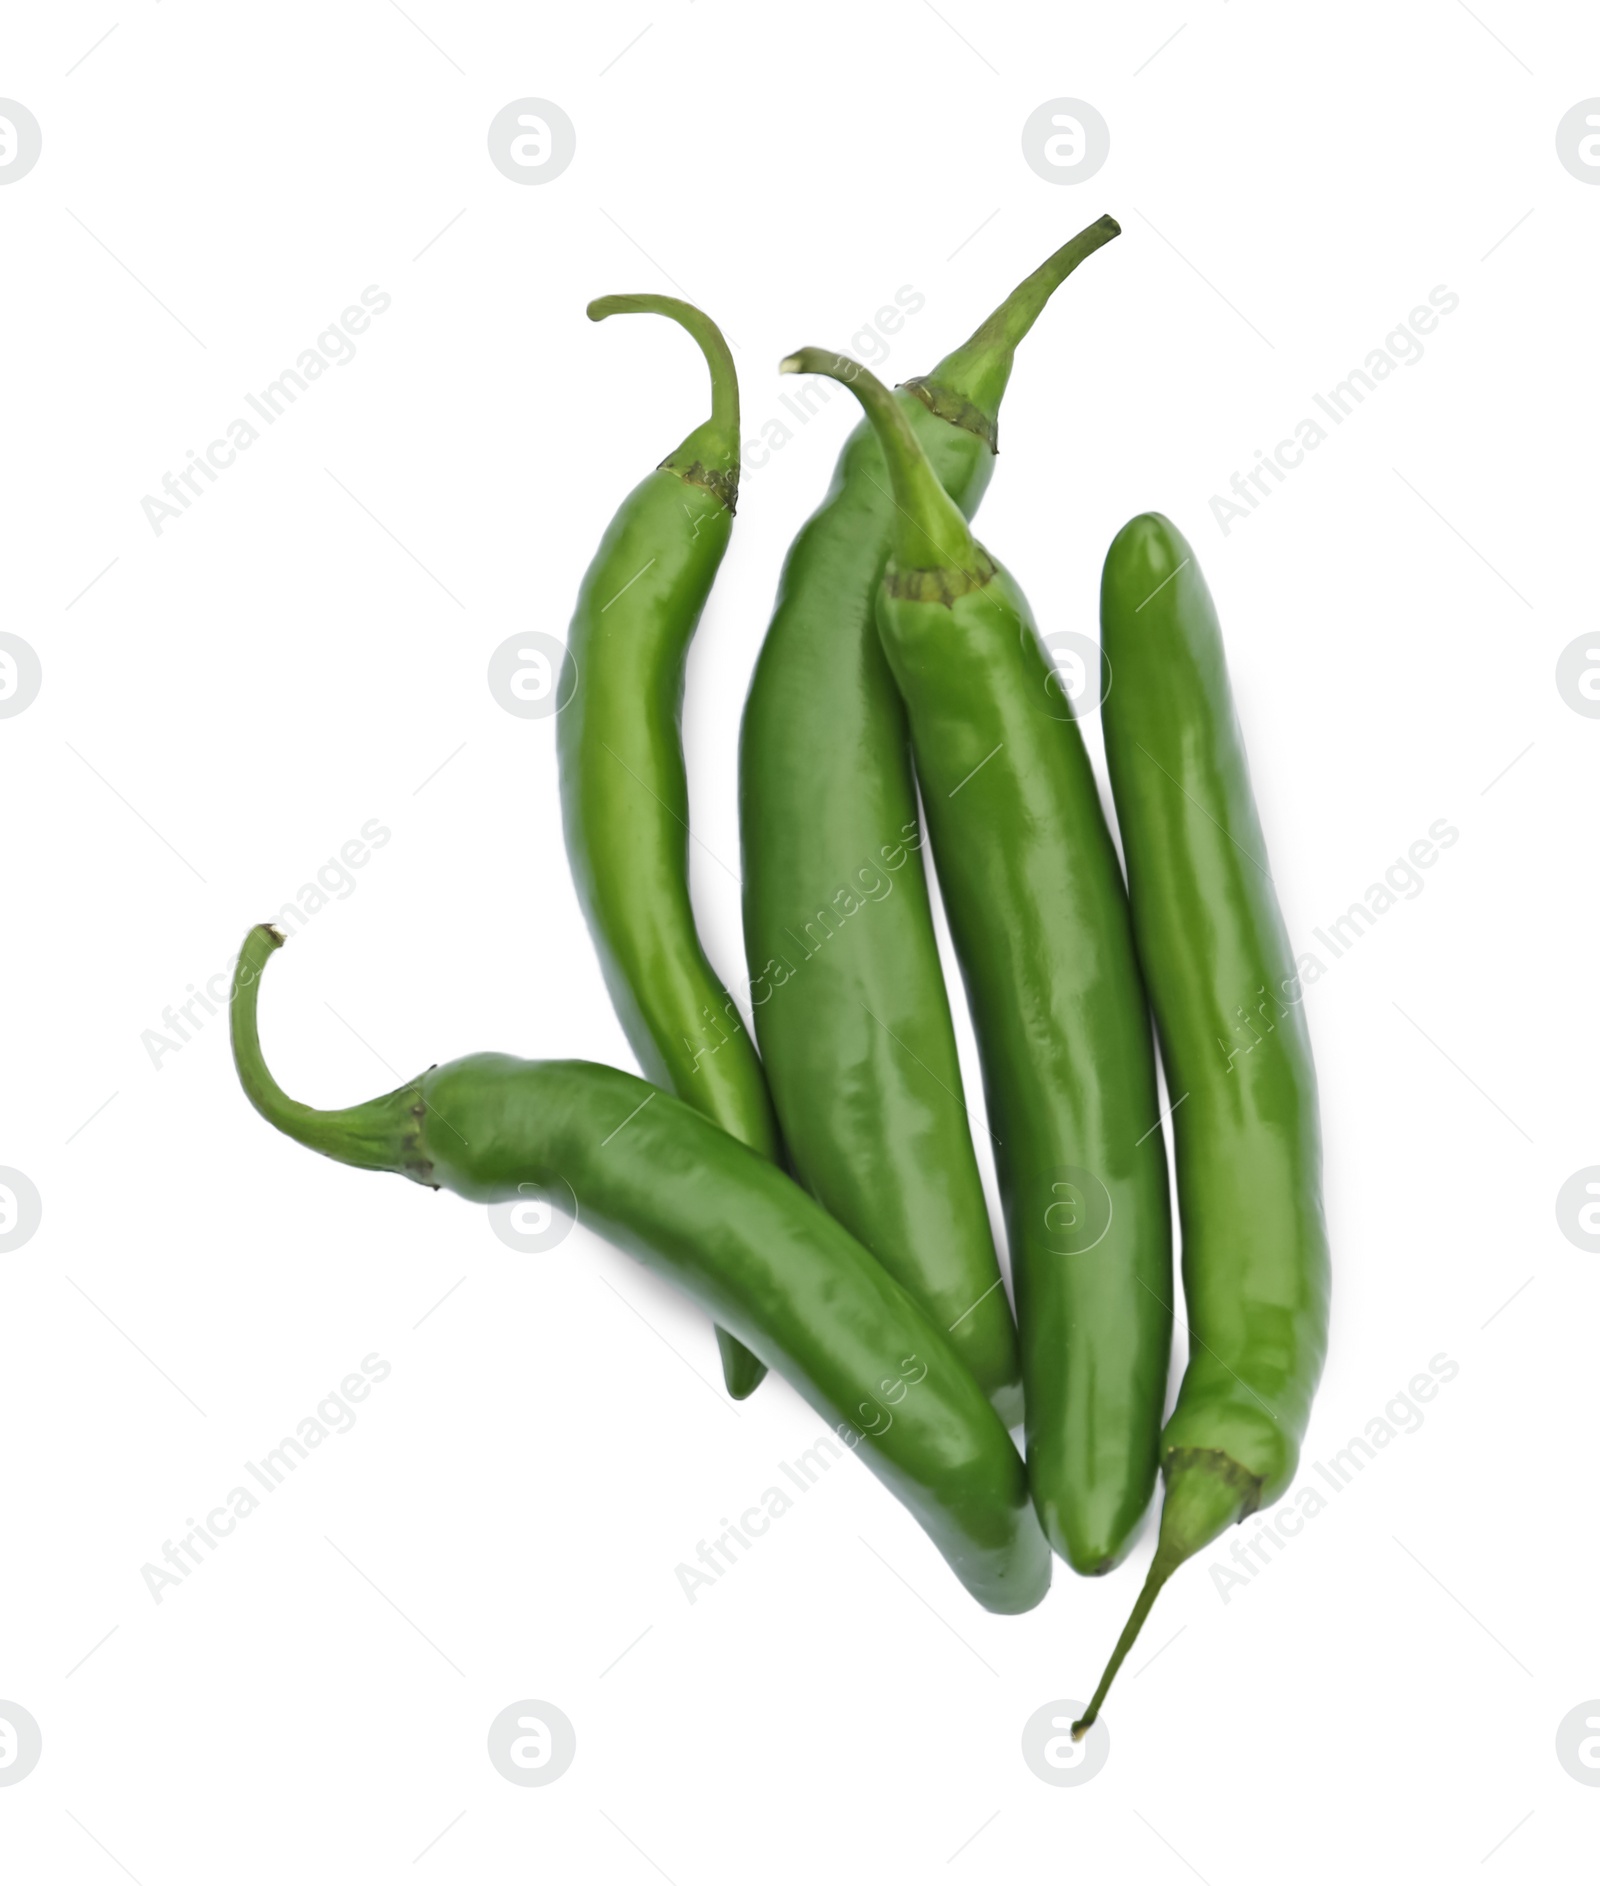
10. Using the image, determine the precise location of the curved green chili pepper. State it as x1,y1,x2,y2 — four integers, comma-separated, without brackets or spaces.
229,924,1050,1615
559,294,777,1400
778,351,1172,1575
740,218,1121,1422
1071,514,1330,1735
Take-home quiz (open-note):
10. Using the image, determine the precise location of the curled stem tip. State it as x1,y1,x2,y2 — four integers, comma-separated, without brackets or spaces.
229,924,418,1177
587,293,739,496
778,348,975,573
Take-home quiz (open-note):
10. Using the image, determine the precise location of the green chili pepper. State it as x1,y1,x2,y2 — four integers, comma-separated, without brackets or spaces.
778,350,1173,1576
559,294,777,1400
229,923,1051,1615
1071,515,1331,1735
740,218,1121,1422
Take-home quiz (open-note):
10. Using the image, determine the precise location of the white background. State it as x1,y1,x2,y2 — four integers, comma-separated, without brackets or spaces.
2,1,1596,1877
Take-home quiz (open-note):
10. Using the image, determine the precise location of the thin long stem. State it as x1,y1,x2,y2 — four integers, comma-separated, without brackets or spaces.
1071,1449,1254,1737
924,214,1121,428
1071,1552,1177,1739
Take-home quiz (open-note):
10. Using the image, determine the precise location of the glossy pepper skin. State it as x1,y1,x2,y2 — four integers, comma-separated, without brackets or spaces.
779,352,1172,1576
1072,515,1330,1736
558,295,777,1399
740,218,1121,1422
229,925,1050,1616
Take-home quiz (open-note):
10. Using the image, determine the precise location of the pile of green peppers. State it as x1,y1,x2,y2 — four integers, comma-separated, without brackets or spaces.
232,218,1329,1732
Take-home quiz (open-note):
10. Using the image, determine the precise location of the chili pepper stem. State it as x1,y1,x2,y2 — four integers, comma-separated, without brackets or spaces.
1071,1553,1177,1741
230,924,426,1181
588,293,741,507
1071,1450,1254,1738
778,351,978,576
906,214,1121,444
